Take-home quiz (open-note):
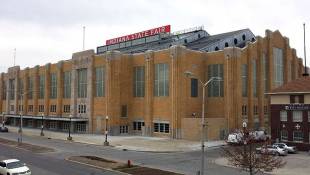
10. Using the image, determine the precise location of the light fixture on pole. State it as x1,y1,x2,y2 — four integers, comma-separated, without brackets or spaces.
184,71,222,175
67,114,73,141
104,116,109,146
40,113,44,136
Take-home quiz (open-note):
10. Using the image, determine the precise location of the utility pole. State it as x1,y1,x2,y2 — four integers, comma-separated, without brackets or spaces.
303,23,309,76
83,26,85,50
13,48,16,66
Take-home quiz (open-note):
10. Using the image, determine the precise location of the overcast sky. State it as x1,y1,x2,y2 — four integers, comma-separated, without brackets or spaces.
0,0,309,73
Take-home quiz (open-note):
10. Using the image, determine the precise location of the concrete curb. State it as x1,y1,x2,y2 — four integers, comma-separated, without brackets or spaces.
65,157,131,175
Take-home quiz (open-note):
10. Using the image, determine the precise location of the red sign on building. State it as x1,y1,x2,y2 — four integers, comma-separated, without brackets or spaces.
106,25,171,45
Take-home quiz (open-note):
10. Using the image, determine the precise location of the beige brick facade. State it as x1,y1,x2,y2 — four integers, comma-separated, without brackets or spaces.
0,30,304,140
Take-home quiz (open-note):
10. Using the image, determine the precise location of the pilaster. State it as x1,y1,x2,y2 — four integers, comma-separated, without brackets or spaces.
144,50,154,136
56,61,63,116
44,64,50,116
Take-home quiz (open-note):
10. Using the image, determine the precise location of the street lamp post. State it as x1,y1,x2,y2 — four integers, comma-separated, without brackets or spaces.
184,71,222,175
40,113,44,136
67,115,72,141
104,116,109,146
2,112,5,127
18,113,23,144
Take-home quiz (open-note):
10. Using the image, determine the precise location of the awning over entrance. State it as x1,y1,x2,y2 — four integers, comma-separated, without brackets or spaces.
5,115,88,122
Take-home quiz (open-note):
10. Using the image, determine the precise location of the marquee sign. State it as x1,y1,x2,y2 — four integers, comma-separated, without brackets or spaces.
284,104,310,110
106,25,171,45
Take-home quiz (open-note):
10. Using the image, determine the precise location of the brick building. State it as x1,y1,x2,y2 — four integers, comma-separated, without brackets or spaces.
269,77,310,151
0,26,305,140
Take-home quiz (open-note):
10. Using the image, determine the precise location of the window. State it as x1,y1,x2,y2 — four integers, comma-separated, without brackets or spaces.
264,105,268,114
120,126,129,134
252,59,257,97
2,81,6,100
234,38,238,45
191,78,198,97
9,79,15,100
78,69,87,98
63,71,71,98
38,105,44,112
154,63,169,96
133,66,145,97
242,105,247,115
28,105,33,112
50,73,57,99
241,64,248,97
273,47,284,87
208,64,223,97
39,75,45,99
153,122,169,133
290,95,303,104
50,105,56,112
254,105,258,115
18,78,24,100
242,34,246,41
63,105,70,113
76,122,87,132
121,105,127,118
293,111,302,122
280,111,287,121
10,105,14,112
95,67,105,97
28,77,33,99
133,121,145,131
18,105,23,112
281,130,288,141
262,53,268,93
78,104,86,113
293,131,303,142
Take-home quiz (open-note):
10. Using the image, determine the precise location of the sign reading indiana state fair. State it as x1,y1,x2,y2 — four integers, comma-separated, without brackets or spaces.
284,104,310,110
106,25,171,45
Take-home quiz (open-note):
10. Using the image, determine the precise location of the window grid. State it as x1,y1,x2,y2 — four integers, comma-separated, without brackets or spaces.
95,67,105,97
191,78,198,97
241,64,248,97
50,105,57,112
28,77,33,99
50,73,57,99
153,122,169,133
9,79,15,100
18,78,24,100
63,105,71,113
154,63,169,97
38,105,44,112
293,131,303,142
2,81,6,100
281,130,288,141
262,54,268,93
280,111,287,121
273,47,284,87
39,75,45,99
133,66,145,97
292,111,302,122
28,105,33,112
63,71,71,98
78,69,87,98
133,121,145,131
252,60,257,97
208,64,224,97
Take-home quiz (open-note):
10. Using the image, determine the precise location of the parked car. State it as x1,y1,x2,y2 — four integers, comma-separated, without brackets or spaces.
256,145,288,156
0,159,31,175
227,132,243,144
0,126,8,132
273,143,297,153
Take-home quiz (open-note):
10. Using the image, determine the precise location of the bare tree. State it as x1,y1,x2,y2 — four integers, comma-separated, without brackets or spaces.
223,129,285,175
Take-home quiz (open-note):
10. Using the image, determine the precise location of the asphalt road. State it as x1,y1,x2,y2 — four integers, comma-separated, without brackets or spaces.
0,132,248,175
0,141,122,175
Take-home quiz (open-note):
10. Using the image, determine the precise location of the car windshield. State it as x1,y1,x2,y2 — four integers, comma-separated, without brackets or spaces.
6,161,24,169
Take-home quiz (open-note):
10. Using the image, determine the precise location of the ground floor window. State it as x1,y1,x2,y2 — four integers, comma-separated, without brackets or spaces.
76,122,86,132
48,121,57,130
293,131,303,142
120,125,128,133
154,122,169,133
281,130,288,141
133,121,145,131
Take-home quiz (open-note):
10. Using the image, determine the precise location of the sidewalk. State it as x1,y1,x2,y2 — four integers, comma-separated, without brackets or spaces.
7,126,226,152
214,152,310,175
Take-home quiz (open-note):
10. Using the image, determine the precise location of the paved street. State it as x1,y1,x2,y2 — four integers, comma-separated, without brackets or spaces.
0,132,248,175
0,141,122,175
